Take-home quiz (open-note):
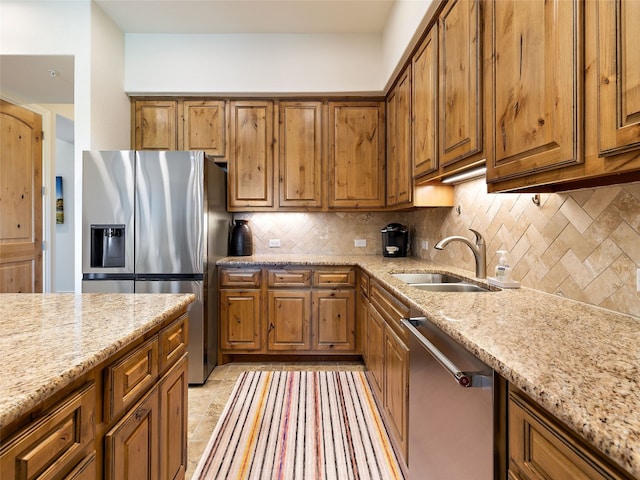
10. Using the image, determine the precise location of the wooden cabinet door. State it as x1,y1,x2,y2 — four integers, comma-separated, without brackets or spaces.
182,100,226,157
134,100,178,150
359,291,369,361
267,290,311,351
278,101,323,208
366,304,385,401
386,66,412,207
412,25,439,179
228,101,274,210
105,388,159,480
439,0,482,167
159,355,188,480
597,0,640,157
384,325,409,461
220,290,261,350
312,290,356,351
328,102,385,209
485,0,583,183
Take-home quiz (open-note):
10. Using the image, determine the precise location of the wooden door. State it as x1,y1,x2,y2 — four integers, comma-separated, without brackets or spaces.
439,0,483,167
105,388,159,480
278,101,323,208
312,290,356,351
133,100,177,150
412,24,439,178
485,0,583,183
384,325,409,460
328,102,385,209
159,355,187,480
367,304,385,400
220,289,261,350
597,0,640,157
0,100,43,292
267,290,311,351
181,100,226,157
228,100,274,210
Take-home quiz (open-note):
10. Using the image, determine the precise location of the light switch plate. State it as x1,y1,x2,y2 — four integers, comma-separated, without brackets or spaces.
421,240,429,250
269,239,281,248
354,239,367,247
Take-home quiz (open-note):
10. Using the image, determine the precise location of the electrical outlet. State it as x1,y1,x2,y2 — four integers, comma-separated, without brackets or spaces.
637,268,640,292
354,239,367,247
421,240,429,250
269,239,281,248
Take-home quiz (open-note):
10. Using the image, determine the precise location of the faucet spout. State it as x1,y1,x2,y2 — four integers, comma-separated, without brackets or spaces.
434,228,486,279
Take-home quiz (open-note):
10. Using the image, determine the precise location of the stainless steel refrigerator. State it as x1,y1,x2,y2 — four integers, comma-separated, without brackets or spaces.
82,150,230,384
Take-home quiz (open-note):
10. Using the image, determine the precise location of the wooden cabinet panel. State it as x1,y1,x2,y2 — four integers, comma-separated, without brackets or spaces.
412,24,439,178
158,314,188,374
267,290,311,350
387,66,412,207
105,337,159,423
134,101,177,150
268,269,312,287
278,101,323,208
228,100,274,210
182,100,226,157
220,289,261,351
439,0,482,167
383,325,409,460
159,355,188,480
597,0,640,157
220,268,261,288
0,383,95,480
313,268,355,287
66,453,96,480
328,102,385,209
509,388,627,480
485,0,583,183
312,290,356,351
105,387,159,480
366,303,385,401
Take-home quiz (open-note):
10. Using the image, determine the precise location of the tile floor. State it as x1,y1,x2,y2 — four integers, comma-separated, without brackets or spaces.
186,361,366,479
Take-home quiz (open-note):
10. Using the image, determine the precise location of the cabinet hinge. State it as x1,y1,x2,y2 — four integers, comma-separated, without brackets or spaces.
42,186,46,196
41,241,47,251
41,130,44,140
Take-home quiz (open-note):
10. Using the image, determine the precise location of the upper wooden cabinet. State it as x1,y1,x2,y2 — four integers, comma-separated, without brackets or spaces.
133,100,177,150
484,0,583,185
278,101,323,209
132,99,226,157
328,101,386,209
412,24,439,179
387,66,413,208
439,0,483,169
596,0,640,157
227,100,275,211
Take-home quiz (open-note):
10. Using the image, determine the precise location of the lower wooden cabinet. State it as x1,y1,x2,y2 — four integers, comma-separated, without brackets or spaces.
220,290,261,351
267,290,312,351
366,303,385,401
383,324,409,459
509,387,630,480
312,290,356,351
159,355,188,480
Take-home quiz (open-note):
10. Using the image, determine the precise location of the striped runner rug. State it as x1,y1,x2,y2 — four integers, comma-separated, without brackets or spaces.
192,370,405,480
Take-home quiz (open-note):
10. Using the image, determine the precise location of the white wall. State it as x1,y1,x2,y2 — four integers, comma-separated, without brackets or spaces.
55,130,75,292
125,33,382,94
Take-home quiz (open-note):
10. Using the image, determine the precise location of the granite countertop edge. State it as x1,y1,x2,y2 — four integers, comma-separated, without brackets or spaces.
218,254,640,478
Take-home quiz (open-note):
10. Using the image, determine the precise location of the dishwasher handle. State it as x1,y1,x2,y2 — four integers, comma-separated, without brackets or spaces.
402,317,491,388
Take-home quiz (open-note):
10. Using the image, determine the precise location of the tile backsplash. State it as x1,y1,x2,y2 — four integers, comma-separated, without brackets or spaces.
234,179,640,318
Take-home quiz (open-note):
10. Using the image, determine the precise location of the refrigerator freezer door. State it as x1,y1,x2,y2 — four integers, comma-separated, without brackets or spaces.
82,151,135,275
135,151,204,274
82,280,135,293
135,279,210,384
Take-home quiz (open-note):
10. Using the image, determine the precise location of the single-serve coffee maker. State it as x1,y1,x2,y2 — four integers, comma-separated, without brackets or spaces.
381,223,409,257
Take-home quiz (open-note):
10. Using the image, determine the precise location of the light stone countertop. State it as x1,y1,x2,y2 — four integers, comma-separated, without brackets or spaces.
219,254,640,478
0,293,194,430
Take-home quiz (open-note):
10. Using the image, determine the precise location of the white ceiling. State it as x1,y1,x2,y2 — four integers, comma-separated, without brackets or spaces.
0,1,395,104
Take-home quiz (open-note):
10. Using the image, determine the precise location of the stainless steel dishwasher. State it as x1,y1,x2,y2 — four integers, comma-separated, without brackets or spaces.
402,316,496,480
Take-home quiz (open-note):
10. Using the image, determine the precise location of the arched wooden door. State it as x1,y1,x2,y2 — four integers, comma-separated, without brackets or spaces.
0,99,43,292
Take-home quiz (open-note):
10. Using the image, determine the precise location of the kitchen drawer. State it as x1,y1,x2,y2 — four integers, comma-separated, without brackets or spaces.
509,387,628,480
370,280,409,339
0,383,95,480
268,269,312,287
360,270,370,297
105,337,159,423
220,268,262,288
313,268,356,287
159,314,188,374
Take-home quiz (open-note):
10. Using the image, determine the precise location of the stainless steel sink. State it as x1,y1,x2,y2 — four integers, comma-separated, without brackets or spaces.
412,283,490,293
391,272,492,292
391,272,463,284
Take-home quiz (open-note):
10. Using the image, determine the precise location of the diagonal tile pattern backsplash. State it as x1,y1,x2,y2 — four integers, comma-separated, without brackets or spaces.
234,179,640,318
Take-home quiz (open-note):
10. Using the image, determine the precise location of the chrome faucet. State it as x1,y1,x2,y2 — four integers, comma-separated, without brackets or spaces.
434,228,487,279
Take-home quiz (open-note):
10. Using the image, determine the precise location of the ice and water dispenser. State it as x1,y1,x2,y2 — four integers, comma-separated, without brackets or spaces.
90,224,126,268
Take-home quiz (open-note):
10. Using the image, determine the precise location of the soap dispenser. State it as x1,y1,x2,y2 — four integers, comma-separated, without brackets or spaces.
495,250,511,280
